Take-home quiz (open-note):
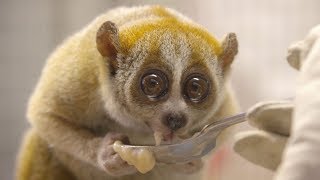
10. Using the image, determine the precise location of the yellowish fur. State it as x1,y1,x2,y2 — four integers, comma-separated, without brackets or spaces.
16,5,239,180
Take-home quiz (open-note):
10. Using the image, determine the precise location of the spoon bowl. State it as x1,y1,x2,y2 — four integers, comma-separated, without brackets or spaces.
114,112,246,163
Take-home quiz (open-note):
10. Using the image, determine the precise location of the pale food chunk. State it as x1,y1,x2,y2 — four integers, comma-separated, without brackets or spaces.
113,141,156,173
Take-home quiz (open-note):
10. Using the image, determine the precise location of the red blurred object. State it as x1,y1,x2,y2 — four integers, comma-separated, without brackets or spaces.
207,146,230,179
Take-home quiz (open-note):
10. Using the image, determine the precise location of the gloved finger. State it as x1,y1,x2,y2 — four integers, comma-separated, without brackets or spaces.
287,24,320,70
287,41,304,70
233,130,288,171
247,101,293,136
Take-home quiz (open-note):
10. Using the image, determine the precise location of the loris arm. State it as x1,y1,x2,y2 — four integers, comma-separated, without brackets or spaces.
26,21,138,176
26,31,105,167
29,111,102,166
28,74,136,176
26,21,113,166
28,89,136,176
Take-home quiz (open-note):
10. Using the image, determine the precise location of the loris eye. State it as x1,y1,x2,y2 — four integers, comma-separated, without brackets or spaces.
183,74,210,103
141,70,168,100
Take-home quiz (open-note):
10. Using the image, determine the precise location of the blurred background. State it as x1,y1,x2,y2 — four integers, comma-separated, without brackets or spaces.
1,0,319,179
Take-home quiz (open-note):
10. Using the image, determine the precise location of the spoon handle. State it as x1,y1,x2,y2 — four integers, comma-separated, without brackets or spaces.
201,112,246,134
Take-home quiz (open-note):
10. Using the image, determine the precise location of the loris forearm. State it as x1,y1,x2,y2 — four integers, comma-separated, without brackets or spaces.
30,113,102,166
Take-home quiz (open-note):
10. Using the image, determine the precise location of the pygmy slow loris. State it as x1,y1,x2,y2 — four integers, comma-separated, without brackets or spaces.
16,5,239,180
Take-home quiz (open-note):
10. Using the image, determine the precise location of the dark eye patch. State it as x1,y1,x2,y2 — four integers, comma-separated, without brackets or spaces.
183,73,210,103
140,69,168,100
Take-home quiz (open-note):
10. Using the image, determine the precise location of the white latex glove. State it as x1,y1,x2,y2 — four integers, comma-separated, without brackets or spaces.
274,25,320,180
233,101,293,170
234,24,320,176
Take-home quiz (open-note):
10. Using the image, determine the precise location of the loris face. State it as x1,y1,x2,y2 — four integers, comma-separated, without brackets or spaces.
97,21,237,144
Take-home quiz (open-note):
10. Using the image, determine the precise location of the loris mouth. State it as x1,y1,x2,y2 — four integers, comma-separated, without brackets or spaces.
163,132,174,141
156,128,203,145
153,131,173,145
146,120,190,146
153,130,193,145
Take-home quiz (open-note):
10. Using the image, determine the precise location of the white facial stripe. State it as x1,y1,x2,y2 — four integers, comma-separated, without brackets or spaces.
159,32,191,112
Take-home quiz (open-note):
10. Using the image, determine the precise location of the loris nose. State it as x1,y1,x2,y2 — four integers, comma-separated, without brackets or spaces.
162,114,187,131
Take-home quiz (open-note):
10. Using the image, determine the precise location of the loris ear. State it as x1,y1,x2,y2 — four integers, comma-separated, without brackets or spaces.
219,33,238,71
96,21,120,75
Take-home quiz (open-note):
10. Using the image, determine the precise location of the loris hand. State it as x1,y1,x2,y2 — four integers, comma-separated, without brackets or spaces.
233,101,293,170
97,132,137,176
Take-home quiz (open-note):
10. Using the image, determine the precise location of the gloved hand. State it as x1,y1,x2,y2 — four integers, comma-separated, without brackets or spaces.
233,24,320,174
274,25,320,180
233,101,293,170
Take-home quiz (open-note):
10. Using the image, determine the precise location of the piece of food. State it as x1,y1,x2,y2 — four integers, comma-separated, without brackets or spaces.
154,131,162,146
113,141,156,174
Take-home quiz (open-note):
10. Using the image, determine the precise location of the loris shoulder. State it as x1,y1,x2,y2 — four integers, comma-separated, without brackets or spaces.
16,5,239,180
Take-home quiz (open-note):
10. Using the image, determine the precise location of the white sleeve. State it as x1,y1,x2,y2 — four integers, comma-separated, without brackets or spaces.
274,38,320,180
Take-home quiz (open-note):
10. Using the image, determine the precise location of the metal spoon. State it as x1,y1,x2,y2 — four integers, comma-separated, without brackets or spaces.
115,112,246,164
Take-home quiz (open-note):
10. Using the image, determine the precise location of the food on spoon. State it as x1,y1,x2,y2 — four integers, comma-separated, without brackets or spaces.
154,131,162,146
113,141,156,173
